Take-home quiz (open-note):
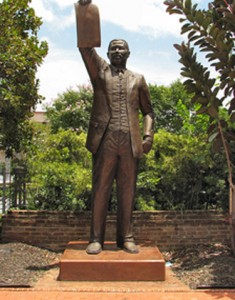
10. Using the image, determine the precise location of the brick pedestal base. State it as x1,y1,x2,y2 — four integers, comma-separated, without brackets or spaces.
58,241,166,281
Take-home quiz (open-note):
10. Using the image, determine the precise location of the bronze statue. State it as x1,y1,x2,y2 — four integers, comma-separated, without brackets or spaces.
75,0,154,254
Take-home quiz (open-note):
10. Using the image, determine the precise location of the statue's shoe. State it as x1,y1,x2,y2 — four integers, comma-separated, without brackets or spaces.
118,241,139,254
86,242,102,254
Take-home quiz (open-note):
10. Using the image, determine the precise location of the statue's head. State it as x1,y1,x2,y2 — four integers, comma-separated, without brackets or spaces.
107,39,130,68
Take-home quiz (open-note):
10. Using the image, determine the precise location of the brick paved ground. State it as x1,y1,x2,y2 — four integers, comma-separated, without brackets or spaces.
0,290,235,300
0,267,235,300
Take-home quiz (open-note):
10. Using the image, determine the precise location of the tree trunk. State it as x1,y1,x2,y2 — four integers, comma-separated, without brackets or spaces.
219,121,235,254
231,185,235,255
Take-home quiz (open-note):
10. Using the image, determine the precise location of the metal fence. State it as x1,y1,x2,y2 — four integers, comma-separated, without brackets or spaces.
12,166,27,209
0,163,27,214
0,163,12,214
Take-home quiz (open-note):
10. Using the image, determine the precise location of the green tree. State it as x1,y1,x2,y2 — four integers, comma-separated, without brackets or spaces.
149,80,192,133
25,82,228,213
0,0,48,156
176,100,210,136
27,127,92,211
164,0,235,251
46,85,93,133
136,130,228,211
26,85,93,211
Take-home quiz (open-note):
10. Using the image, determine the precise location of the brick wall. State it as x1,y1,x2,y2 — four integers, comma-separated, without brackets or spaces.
1,210,231,251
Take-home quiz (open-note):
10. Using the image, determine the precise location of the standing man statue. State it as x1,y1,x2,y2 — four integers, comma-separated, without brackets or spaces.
76,0,154,254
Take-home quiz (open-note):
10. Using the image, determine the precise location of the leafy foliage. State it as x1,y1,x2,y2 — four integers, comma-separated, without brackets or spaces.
46,85,93,133
164,0,235,157
24,82,229,211
149,80,192,133
164,0,235,251
26,127,92,211
0,0,48,156
165,1,234,105
26,86,93,211
136,130,228,211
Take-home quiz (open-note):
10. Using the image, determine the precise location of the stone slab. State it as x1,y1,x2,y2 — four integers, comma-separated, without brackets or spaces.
58,241,165,281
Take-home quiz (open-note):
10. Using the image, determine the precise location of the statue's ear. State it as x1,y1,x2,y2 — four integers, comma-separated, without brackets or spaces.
124,51,130,60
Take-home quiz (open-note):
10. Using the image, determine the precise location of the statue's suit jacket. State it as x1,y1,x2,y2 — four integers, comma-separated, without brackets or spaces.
80,48,154,159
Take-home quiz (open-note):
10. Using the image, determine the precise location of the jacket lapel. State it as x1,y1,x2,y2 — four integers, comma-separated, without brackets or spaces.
103,65,113,112
126,71,136,101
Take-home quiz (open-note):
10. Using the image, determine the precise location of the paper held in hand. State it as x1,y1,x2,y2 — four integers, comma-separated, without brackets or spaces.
74,2,101,48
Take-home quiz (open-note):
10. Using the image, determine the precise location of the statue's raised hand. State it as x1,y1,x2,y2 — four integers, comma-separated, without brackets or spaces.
79,0,92,5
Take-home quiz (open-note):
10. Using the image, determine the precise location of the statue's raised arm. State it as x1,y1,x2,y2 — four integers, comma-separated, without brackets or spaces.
74,0,100,48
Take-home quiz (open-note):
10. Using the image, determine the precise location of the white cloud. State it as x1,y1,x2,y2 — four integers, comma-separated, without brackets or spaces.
31,0,181,38
56,9,75,30
31,0,55,23
37,44,89,109
50,0,74,9
31,0,75,30
129,49,181,87
31,0,55,22
96,0,181,38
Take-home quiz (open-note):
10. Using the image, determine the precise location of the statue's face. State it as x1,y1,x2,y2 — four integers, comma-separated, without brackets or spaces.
107,40,130,68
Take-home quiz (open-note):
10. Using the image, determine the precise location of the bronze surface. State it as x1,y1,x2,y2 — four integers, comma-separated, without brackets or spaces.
58,241,165,281
74,3,100,48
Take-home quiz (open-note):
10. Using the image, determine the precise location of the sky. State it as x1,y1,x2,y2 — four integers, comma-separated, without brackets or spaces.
30,0,211,110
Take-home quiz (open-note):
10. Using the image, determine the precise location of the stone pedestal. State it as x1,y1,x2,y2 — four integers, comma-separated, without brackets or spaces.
58,241,165,281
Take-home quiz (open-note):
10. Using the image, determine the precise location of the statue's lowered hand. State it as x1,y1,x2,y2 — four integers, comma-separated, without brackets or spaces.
142,137,152,154
79,0,92,5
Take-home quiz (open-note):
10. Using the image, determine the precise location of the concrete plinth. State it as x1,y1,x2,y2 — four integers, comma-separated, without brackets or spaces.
58,241,165,281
